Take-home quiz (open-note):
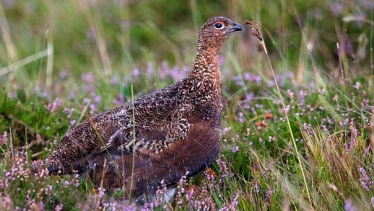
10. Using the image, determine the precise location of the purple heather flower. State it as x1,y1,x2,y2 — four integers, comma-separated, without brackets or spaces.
83,98,91,104
361,98,369,108
358,167,373,191
81,72,96,92
243,92,255,109
59,71,68,80
237,112,245,123
232,75,245,86
45,98,62,112
70,120,76,126
353,82,361,90
113,93,125,106
218,56,224,66
329,2,345,16
97,187,105,199
146,62,154,77
227,192,240,210
89,103,97,114
55,204,63,211
267,79,275,86
344,199,357,211
64,108,75,118
265,188,274,206
253,75,262,83
216,156,230,179
110,76,118,86
81,72,95,83
90,92,101,104
298,89,307,105
159,61,169,80
243,72,252,81
181,65,190,76
222,127,232,135
0,131,8,146
231,145,239,153
67,90,76,100
132,68,140,77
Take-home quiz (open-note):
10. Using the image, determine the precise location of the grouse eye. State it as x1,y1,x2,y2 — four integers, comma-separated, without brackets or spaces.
214,23,224,29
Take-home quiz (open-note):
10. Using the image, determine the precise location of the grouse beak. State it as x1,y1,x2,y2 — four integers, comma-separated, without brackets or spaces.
227,22,243,35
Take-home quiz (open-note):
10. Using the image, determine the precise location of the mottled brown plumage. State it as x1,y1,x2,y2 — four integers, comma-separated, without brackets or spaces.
33,16,243,201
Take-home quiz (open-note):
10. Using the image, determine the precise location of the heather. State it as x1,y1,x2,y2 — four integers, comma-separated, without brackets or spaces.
0,1,373,210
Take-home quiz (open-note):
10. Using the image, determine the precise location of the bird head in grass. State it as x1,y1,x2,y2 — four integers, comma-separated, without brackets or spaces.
197,16,243,51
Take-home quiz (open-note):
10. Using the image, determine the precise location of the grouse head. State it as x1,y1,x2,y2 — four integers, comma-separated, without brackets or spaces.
197,16,243,52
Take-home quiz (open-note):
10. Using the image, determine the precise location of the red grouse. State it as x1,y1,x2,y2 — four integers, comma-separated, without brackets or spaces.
33,16,243,201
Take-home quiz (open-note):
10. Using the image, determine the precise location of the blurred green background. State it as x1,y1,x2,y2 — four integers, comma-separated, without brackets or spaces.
0,0,372,87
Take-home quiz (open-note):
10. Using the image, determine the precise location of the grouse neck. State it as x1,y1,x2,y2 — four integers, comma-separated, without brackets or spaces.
190,48,220,79
186,48,222,102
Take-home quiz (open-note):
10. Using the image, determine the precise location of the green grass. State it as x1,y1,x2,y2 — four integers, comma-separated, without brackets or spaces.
0,0,373,210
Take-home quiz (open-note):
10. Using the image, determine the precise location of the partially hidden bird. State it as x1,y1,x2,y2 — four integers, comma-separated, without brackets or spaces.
32,16,243,202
